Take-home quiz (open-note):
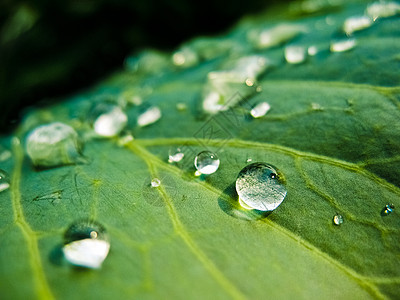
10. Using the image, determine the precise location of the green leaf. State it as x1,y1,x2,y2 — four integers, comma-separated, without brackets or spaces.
1,0,400,299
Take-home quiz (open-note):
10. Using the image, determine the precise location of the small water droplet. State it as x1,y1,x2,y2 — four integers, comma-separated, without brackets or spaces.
330,38,356,52
307,45,318,56
333,214,344,225
284,45,306,64
250,102,271,118
176,102,187,111
62,220,110,269
381,204,395,216
194,151,220,175
0,147,11,162
343,16,372,35
311,102,324,111
26,122,83,168
236,162,287,211
172,46,199,68
117,131,134,146
137,106,162,127
366,1,400,21
246,158,253,163
248,24,308,49
0,169,10,192
151,178,161,187
168,148,184,163
124,50,170,74
89,103,128,137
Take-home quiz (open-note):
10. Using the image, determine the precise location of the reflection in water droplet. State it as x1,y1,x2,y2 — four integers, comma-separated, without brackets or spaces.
26,122,83,168
284,45,306,64
382,204,395,216
343,16,372,35
62,220,110,269
194,151,220,175
90,103,128,137
330,38,356,52
168,148,184,163
137,106,162,127
236,162,287,211
151,178,161,187
333,214,344,225
366,1,400,21
0,169,10,192
172,47,199,68
248,24,307,49
250,102,271,118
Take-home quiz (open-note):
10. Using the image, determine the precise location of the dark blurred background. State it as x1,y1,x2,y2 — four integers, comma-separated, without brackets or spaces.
0,0,287,133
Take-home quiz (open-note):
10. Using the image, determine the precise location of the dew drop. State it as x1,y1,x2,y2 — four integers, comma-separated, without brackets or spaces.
0,147,11,162
168,148,184,163
333,214,344,225
194,151,220,175
343,16,372,35
172,46,199,68
89,103,128,137
366,1,400,21
311,102,324,111
62,220,110,269
26,122,83,168
0,169,10,192
246,158,253,163
176,102,187,111
137,106,162,127
284,45,306,64
248,23,308,49
381,204,395,216
330,38,356,52
236,162,287,211
307,45,318,56
151,178,161,187
250,102,271,118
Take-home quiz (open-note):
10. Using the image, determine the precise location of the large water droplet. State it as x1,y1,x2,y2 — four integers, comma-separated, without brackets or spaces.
236,162,287,211
89,102,128,137
248,23,308,49
0,169,10,192
62,220,110,269
250,102,271,118
366,1,400,21
137,106,162,127
333,214,344,225
343,16,372,35
26,122,83,168
194,151,220,175
381,204,395,216
168,148,184,163
330,38,356,52
284,45,306,64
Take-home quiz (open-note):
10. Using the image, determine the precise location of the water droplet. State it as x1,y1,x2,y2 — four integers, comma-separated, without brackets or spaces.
381,204,395,216
172,46,199,68
236,162,287,211
0,169,10,192
250,102,271,118
194,151,220,175
343,16,373,36
117,131,134,146
168,148,184,163
246,158,253,163
333,214,344,225
124,50,170,74
366,1,400,21
26,122,83,168
89,103,128,137
176,102,187,111
311,102,324,111
307,45,319,56
248,23,308,49
151,178,161,187
330,38,356,52
284,45,306,64
62,220,110,269
0,146,11,162
202,56,268,114
137,106,162,127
